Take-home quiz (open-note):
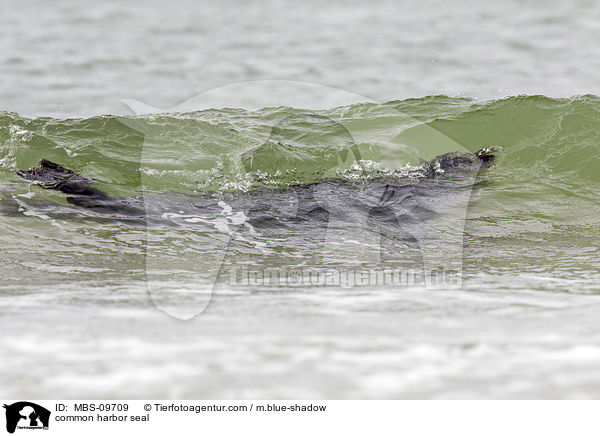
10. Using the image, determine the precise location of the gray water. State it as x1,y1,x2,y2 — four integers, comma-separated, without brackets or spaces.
2,0,600,399
3,0,600,116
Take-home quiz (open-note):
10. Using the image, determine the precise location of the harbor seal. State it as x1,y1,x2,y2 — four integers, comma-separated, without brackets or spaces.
14,147,496,233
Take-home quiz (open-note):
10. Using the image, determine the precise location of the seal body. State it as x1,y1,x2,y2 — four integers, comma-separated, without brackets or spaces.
15,147,496,234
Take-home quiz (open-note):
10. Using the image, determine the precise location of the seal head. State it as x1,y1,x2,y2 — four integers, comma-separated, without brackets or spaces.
426,146,497,176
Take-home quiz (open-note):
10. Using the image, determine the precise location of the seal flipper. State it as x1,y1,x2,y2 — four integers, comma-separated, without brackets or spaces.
17,160,144,216
18,159,91,188
17,159,109,198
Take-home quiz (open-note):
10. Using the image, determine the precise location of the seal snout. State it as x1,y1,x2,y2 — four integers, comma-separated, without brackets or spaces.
475,146,498,169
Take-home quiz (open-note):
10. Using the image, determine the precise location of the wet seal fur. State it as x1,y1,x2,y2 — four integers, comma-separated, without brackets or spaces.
15,147,497,224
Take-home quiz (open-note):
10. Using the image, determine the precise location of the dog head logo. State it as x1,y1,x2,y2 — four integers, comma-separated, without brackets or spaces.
3,402,50,433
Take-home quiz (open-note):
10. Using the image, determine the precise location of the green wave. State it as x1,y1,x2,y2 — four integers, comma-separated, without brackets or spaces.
1,95,599,200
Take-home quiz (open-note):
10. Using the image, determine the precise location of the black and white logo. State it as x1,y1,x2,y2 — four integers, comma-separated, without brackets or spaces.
3,402,50,434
